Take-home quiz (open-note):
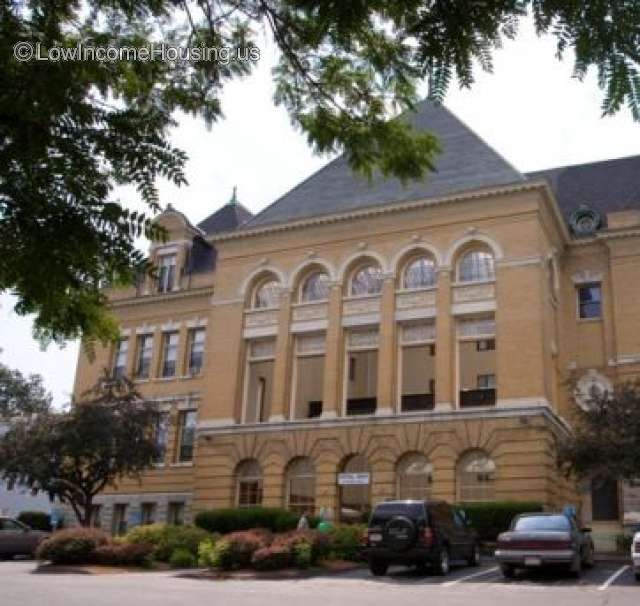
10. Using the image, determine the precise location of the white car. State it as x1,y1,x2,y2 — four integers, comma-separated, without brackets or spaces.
633,531,640,581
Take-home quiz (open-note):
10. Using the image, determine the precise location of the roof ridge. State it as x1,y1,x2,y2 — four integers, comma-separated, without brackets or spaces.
526,152,640,176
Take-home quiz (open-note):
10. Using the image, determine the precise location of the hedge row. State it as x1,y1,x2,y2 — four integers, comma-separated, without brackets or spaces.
457,501,544,541
194,507,300,535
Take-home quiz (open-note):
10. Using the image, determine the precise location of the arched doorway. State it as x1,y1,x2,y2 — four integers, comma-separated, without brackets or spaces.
338,454,371,523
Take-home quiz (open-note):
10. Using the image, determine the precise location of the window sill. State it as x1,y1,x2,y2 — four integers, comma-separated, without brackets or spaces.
342,293,382,302
395,286,437,295
577,317,603,324
451,279,496,288
170,461,194,468
133,378,150,384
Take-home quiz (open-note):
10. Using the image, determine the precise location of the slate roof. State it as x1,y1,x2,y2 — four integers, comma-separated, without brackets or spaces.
198,200,254,235
527,155,640,224
242,99,525,229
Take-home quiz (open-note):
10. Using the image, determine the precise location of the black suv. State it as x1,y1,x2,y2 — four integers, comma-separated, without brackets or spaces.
363,500,480,576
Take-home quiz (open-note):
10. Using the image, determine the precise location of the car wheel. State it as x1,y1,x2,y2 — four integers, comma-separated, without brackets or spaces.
467,543,481,567
582,544,595,568
569,555,582,578
369,560,389,576
500,564,515,579
433,547,450,576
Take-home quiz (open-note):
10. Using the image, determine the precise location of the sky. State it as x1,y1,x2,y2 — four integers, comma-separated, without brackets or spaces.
1,18,638,407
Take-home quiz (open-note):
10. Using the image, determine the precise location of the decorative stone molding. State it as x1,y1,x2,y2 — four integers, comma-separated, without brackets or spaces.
400,322,436,344
347,328,379,349
343,296,381,315
244,309,279,328
571,269,604,285
457,317,496,337
396,290,436,309
292,302,328,322
196,405,572,440
452,283,495,303
574,369,612,411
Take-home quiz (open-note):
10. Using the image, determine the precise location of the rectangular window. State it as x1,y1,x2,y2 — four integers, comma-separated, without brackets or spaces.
476,339,496,352
135,334,154,379
177,410,197,462
112,504,128,536
154,412,169,464
401,344,435,412
161,332,179,378
458,318,497,408
477,374,496,389
346,350,378,415
293,335,325,420
140,503,156,525
578,283,602,319
157,254,177,293
187,328,206,376
167,502,185,526
245,339,275,423
113,338,129,378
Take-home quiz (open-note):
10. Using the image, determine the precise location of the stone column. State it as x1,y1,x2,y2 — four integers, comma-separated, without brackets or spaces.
376,275,397,415
434,269,454,410
176,323,189,377
321,283,344,418
269,289,293,421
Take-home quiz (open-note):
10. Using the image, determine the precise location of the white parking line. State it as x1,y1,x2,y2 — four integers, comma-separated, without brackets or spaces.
598,565,630,591
441,566,499,587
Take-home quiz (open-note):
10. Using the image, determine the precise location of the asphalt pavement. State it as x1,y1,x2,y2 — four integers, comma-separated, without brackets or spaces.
1,559,638,606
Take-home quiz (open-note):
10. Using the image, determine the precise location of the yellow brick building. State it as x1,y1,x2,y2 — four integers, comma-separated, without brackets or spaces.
72,101,640,548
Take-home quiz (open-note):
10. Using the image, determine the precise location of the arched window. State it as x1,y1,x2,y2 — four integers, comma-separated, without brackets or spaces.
458,451,496,502
339,454,371,523
236,459,263,507
300,271,330,303
458,250,495,283
403,256,436,290
397,453,433,500
286,457,316,515
253,278,280,309
350,264,383,296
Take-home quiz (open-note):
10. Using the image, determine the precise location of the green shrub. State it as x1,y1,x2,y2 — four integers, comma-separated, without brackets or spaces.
197,539,218,568
194,507,298,535
202,538,232,569
17,511,51,532
457,501,544,542
122,524,213,562
251,544,291,571
169,547,197,568
36,528,109,564
292,540,313,569
92,543,153,567
327,524,366,561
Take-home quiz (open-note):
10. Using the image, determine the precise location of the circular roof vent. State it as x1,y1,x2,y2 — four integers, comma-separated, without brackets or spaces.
570,204,602,237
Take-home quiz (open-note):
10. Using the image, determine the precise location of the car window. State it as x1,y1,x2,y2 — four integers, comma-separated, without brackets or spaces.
370,503,426,525
2,519,23,531
513,515,571,531
453,510,467,528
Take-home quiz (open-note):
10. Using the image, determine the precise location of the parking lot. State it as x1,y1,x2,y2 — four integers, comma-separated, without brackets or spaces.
1,559,638,606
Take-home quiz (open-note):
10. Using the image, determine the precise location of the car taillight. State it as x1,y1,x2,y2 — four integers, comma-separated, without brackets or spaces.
422,527,434,547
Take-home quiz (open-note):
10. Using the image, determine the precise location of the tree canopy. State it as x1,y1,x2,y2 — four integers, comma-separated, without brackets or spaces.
557,380,640,482
0,374,159,526
0,361,52,418
1,1,639,344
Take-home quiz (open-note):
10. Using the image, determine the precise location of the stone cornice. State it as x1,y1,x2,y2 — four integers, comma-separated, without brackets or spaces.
207,181,550,244
109,286,214,309
198,404,572,440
